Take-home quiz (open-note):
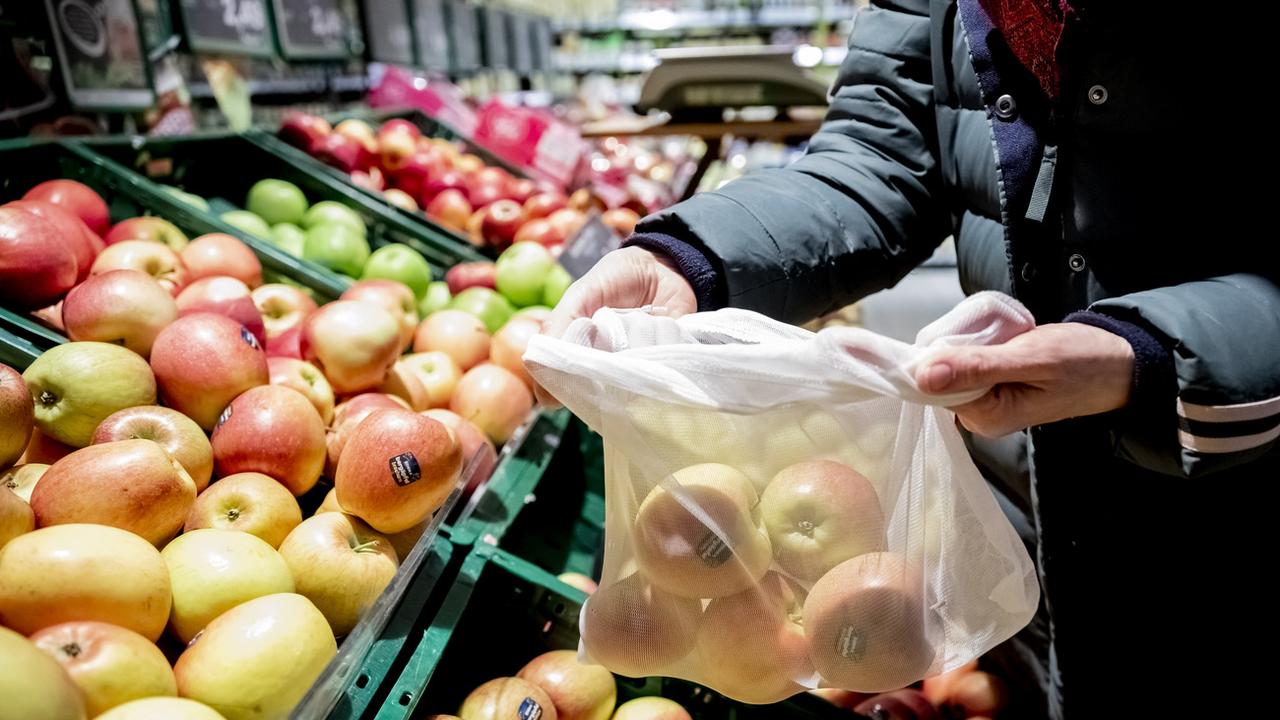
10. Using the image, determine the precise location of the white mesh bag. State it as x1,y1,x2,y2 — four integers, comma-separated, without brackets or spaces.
524,291,1040,704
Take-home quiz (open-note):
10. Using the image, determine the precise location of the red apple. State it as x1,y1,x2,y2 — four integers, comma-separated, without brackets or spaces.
268,357,335,425
450,364,533,445
6,199,102,282
470,166,511,192
454,154,485,176
611,698,692,720
184,471,303,549
341,279,419,350
523,192,568,220
91,240,189,295
62,270,177,357
480,200,528,249
425,188,472,232
301,301,403,395
424,170,468,200
420,408,494,495
252,283,318,340
468,181,508,210
92,405,214,492
150,313,269,430
393,150,447,204
212,385,327,496
489,317,541,388
459,678,557,720
466,207,487,246
334,393,411,429
267,324,304,359
413,309,490,371
444,261,496,295
32,439,197,546
803,552,934,693
547,209,587,240
23,179,110,235
508,178,537,204
279,112,332,151
32,301,65,332
29,621,177,718
311,132,363,173
696,572,812,704
277,512,399,635
0,206,78,309
517,650,616,720
351,168,386,193
334,120,379,171
19,429,74,465
581,573,701,678
2,363,35,471
175,276,266,348
568,188,605,213
181,233,262,287
104,217,189,251
602,208,640,237
378,118,420,141
335,408,461,533
513,218,566,247
383,188,419,212
854,690,941,720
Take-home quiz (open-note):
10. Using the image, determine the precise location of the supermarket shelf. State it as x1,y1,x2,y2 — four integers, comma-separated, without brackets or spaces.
557,4,857,35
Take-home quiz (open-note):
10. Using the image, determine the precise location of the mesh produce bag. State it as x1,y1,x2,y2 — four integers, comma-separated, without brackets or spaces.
524,292,1040,704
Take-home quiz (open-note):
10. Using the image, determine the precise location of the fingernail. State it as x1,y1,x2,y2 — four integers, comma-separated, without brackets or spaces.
924,363,953,392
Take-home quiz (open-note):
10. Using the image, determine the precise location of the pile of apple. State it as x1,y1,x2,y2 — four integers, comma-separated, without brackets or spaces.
277,113,643,251
425,649,693,720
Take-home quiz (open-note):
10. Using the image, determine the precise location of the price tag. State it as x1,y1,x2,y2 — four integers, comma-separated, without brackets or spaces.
411,0,449,70
178,0,273,56
271,0,350,59
43,0,156,109
364,0,414,65
443,0,479,73
559,214,622,280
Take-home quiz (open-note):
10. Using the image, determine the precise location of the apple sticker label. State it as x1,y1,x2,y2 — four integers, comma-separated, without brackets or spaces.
696,530,733,568
240,326,261,350
389,452,422,486
838,625,866,661
517,698,544,720
214,405,232,432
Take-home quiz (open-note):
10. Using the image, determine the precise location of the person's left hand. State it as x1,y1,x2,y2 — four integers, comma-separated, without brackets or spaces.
913,322,1136,437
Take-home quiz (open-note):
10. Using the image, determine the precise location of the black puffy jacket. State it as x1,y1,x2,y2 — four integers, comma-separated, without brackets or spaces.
633,1,1278,716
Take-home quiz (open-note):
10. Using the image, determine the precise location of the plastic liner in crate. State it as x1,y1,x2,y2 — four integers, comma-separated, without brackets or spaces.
0,139,352,303
77,132,486,275
289,446,491,720
372,543,854,720
444,408,572,548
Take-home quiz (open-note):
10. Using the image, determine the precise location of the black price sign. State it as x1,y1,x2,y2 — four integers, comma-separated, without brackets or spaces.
507,11,532,75
444,0,478,73
364,0,414,65
272,0,350,59
478,5,506,70
560,213,623,280
531,16,552,72
412,0,449,70
178,0,273,56
44,0,156,109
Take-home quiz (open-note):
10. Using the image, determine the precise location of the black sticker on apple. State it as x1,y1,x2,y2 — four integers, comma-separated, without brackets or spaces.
696,530,732,568
517,698,544,720
389,452,421,486
240,326,260,350
214,404,232,432
837,624,866,660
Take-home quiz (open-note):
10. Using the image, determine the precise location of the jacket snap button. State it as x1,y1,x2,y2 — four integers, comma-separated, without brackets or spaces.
995,94,1017,120
1088,85,1108,105
1020,262,1036,281
1068,253,1087,272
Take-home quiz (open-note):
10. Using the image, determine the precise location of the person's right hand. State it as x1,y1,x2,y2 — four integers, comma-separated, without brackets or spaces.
541,246,697,339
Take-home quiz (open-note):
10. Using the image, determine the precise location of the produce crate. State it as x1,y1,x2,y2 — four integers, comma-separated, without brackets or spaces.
0,139,352,304
445,408,574,549
76,132,486,275
0,308,61,370
371,543,852,720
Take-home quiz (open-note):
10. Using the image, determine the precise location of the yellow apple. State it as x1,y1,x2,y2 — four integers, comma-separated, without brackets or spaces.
173,593,337,720
96,697,228,720
277,512,398,636
161,528,296,643
184,472,303,549
1,461,48,500
0,524,171,640
30,621,177,717
0,485,34,549
22,341,157,447
0,625,86,720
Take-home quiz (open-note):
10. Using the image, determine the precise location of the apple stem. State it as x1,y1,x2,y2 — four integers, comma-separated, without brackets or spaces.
225,508,241,521
39,390,57,407
350,539,382,553
60,642,82,658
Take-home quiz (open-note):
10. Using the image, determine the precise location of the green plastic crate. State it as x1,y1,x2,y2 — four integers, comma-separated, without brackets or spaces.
372,543,852,720
0,311,52,370
76,132,486,276
0,139,352,303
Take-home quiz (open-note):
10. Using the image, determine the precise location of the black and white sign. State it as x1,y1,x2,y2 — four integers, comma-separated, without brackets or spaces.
272,0,350,59
178,0,273,56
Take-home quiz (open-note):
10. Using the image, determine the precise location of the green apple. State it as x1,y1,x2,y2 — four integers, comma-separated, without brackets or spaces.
221,210,272,239
246,179,309,226
515,305,552,319
22,342,157,447
495,242,555,308
542,264,572,308
361,243,433,299
449,287,515,334
302,201,366,237
160,185,210,211
418,281,452,317
270,223,307,257
303,225,370,278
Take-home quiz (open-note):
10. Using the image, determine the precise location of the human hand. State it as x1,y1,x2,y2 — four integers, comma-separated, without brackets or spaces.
541,247,698,339
914,322,1135,437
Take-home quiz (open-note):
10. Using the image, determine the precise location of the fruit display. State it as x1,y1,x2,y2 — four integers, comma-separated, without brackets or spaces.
278,114,593,254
